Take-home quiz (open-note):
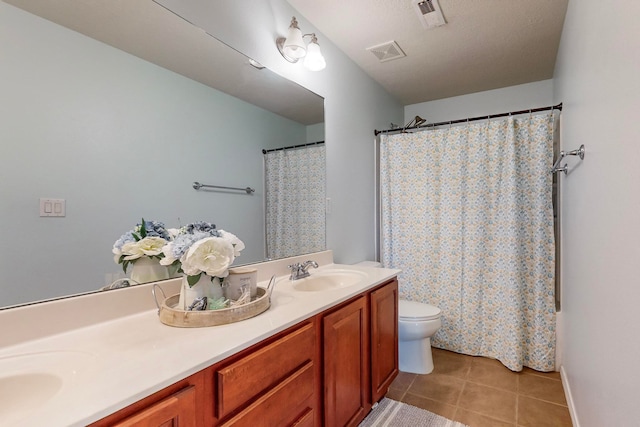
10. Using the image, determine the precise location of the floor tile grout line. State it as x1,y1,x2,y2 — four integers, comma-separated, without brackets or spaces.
399,374,418,402
523,374,563,382
403,390,459,408
455,405,518,426
464,378,519,394
468,376,519,425
518,394,569,408
516,390,520,426
455,377,466,408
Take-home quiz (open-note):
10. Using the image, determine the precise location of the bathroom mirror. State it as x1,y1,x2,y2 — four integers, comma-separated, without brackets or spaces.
0,1,325,309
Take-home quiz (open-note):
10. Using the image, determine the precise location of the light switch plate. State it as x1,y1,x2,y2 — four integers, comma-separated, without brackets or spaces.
40,198,66,217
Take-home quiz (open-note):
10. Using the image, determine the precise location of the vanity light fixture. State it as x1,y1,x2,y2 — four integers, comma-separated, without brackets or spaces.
276,16,326,71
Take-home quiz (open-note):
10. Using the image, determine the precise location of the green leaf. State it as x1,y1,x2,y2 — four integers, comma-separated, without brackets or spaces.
187,273,202,287
140,218,147,238
122,260,129,274
174,261,183,274
132,233,141,242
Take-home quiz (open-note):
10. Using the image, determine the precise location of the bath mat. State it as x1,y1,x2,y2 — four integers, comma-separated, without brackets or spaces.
359,398,469,427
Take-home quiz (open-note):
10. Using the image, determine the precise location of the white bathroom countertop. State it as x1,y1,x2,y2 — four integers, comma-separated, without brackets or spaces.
0,253,400,427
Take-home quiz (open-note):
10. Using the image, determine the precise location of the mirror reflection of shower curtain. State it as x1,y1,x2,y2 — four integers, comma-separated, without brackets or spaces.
264,145,326,259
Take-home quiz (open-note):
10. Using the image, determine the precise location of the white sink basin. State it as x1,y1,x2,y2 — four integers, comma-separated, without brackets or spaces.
0,351,94,424
291,269,367,292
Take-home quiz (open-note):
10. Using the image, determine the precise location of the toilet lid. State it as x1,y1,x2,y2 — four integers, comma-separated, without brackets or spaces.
399,300,441,321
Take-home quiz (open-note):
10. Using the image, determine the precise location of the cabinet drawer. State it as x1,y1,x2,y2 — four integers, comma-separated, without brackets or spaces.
292,408,315,427
221,361,315,427
217,321,315,418
112,385,196,427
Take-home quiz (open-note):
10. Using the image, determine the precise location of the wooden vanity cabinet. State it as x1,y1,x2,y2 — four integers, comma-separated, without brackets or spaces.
370,279,399,403
90,319,319,427
91,278,398,427
321,278,399,427
89,369,207,427
212,319,320,426
322,296,369,427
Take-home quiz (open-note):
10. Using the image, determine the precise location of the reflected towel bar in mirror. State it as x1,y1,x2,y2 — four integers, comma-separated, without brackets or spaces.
192,182,255,194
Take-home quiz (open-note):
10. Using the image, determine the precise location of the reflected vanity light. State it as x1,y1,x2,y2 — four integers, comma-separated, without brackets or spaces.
276,16,326,71
248,58,265,70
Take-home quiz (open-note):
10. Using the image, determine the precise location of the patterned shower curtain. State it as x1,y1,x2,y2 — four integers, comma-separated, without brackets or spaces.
264,145,326,259
380,114,556,371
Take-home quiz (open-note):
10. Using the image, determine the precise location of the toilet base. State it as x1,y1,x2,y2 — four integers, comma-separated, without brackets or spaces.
399,337,434,374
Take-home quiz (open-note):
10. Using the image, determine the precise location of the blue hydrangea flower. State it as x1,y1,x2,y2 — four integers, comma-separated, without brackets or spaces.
142,220,171,240
169,231,214,260
184,221,220,237
113,231,135,252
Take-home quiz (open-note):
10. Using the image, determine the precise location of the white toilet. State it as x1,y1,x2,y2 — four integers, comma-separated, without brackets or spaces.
398,299,442,374
353,261,442,375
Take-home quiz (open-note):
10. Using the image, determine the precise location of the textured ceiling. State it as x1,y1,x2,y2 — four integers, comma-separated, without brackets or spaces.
4,0,324,125
288,0,569,104
6,0,569,111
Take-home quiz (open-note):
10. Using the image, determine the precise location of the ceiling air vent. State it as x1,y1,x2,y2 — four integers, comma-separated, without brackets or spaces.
412,0,446,29
366,41,406,63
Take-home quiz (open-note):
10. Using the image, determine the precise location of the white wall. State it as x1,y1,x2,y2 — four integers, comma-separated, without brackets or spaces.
155,0,404,265
405,80,554,123
306,123,325,143
553,0,640,425
0,3,309,306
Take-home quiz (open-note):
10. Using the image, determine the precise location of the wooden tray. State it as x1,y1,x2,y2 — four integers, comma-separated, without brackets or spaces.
159,286,270,328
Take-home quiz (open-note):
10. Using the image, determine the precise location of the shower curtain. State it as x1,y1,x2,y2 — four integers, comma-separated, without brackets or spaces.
380,113,556,371
264,145,325,259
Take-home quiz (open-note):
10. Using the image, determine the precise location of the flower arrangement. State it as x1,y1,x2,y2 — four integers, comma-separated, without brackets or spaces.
160,221,245,287
112,218,172,273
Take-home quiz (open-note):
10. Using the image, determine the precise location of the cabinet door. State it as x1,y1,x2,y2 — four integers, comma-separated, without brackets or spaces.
323,296,369,427
370,280,399,403
112,385,196,427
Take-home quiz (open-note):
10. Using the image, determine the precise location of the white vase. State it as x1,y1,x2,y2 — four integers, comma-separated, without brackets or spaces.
130,257,170,284
167,263,181,279
178,274,224,310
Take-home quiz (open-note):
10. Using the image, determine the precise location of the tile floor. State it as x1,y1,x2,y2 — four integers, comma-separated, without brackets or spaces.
386,348,573,427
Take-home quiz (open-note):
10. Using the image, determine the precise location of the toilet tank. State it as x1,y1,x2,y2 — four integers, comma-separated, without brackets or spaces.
354,261,382,268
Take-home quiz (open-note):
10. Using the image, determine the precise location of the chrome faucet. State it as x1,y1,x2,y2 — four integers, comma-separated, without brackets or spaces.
288,260,319,280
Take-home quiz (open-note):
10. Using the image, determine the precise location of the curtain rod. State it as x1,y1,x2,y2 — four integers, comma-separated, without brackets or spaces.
374,103,563,136
262,140,324,154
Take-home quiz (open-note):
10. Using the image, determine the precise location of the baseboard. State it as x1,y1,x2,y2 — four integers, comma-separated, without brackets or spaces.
560,365,580,427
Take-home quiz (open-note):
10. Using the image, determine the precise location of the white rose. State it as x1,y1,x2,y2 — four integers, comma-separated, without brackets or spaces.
112,246,123,263
181,237,235,277
121,237,166,260
219,230,245,257
120,241,144,261
137,236,167,256
159,242,177,266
